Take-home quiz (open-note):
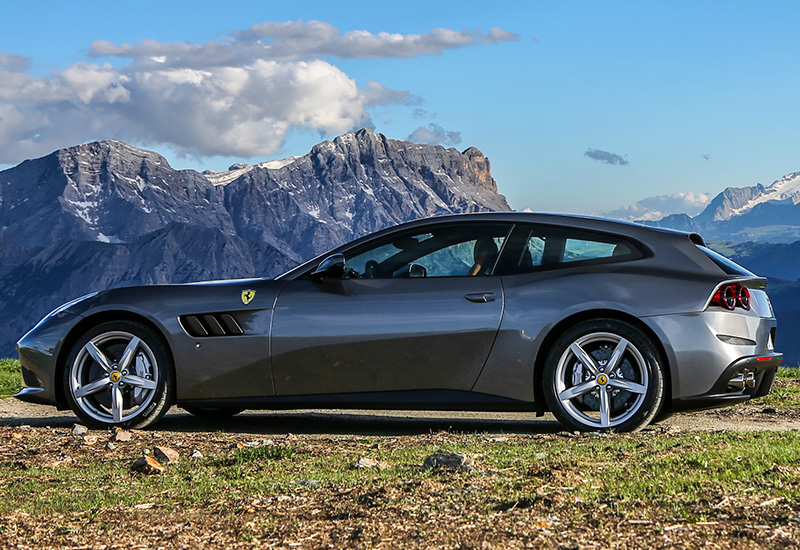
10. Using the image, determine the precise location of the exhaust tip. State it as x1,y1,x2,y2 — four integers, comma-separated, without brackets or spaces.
728,370,756,390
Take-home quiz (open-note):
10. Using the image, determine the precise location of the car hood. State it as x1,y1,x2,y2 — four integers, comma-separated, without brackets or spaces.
63,278,286,320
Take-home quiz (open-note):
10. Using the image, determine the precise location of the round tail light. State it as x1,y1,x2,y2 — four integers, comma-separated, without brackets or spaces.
710,283,752,311
720,285,736,310
738,286,751,310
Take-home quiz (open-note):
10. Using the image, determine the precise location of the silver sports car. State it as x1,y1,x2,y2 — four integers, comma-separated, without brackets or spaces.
15,213,782,432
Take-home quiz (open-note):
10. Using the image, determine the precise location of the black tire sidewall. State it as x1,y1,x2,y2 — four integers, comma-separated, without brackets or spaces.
543,319,664,432
63,320,174,429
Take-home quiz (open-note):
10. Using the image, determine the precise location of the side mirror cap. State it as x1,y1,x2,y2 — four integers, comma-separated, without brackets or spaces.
310,253,346,280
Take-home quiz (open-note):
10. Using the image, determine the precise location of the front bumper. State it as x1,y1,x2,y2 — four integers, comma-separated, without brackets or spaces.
15,310,84,408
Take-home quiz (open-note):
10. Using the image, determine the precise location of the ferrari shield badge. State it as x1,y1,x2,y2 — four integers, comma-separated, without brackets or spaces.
241,289,256,305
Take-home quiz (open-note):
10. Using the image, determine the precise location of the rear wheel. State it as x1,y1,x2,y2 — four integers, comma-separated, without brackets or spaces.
543,319,664,432
63,321,174,429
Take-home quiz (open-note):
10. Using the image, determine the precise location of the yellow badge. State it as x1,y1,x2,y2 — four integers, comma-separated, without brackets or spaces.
110,372,121,383
597,374,608,385
241,289,256,305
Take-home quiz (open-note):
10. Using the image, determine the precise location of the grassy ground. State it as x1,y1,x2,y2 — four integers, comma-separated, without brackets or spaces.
1,422,799,548
1,363,799,548
0,359,22,399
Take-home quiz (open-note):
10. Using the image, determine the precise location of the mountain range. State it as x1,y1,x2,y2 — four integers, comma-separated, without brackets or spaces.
646,171,800,243
2,130,799,365
0,129,509,356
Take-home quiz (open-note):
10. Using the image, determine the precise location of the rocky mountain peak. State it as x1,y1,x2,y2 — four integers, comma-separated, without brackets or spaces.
0,131,510,356
646,169,800,242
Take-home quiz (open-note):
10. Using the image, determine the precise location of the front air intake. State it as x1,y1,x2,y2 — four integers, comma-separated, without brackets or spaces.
180,313,244,337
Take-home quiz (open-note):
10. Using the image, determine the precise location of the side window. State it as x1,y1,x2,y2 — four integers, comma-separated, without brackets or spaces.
413,237,505,277
343,223,511,279
563,238,631,263
506,225,641,274
519,233,545,269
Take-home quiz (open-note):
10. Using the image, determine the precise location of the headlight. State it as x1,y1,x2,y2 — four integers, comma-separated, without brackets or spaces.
44,292,100,319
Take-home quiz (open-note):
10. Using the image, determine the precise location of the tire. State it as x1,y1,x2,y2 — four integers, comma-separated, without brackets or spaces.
63,320,174,429
543,319,664,432
182,407,245,418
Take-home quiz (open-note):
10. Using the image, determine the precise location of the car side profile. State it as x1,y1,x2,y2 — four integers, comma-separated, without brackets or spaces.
15,212,782,432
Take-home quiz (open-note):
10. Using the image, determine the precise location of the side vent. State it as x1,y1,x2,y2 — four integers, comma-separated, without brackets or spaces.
180,313,244,337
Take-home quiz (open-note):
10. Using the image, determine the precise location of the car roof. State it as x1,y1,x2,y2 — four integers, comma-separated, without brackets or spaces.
371,211,704,244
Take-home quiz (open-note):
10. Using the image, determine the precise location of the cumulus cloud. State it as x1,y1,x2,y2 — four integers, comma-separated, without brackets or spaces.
408,123,462,146
0,21,515,163
599,191,711,222
0,58,379,160
584,148,629,166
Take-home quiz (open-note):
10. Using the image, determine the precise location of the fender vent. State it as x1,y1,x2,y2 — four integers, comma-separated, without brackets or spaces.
180,313,244,337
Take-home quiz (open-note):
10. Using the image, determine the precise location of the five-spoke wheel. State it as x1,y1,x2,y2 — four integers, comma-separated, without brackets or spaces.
543,319,664,432
63,321,173,429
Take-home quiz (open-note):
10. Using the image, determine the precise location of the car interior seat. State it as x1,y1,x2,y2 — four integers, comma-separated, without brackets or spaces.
468,237,499,276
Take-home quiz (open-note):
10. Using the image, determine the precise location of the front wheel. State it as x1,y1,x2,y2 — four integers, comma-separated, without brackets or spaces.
543,319,665,432
63,321,174,429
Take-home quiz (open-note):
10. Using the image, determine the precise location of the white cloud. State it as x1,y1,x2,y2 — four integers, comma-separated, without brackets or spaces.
408,123,462,147
599,191,711,222
232,20,519,60
0,21,516,163
87,20,518,67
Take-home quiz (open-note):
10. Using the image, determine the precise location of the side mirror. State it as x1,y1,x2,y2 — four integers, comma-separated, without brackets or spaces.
310,253,346,280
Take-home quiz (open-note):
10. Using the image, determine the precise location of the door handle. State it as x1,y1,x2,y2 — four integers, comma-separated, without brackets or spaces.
464,292,496,303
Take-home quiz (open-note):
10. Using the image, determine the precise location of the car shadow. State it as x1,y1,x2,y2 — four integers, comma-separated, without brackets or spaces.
1,407,564,435
158,410,564,436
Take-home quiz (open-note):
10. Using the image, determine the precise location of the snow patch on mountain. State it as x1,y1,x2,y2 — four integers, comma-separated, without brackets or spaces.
724,171,800,219
203,156,302,186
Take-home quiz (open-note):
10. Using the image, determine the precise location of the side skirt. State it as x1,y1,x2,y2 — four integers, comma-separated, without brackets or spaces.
178,389,536,412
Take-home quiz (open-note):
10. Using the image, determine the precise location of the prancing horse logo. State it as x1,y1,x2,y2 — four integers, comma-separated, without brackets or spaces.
241,289,256,305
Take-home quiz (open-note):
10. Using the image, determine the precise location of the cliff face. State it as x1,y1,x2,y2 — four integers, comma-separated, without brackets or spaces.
0,129,510,355
219,129,509,256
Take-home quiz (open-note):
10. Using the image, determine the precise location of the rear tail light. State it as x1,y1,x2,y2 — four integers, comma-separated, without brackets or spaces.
710,284,751,311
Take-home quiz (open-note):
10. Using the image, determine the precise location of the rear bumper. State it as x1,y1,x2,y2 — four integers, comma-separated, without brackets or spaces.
671,352,782,412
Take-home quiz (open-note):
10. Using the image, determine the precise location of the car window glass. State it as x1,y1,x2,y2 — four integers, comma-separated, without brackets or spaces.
564,238,628,262
507,225,641,275
409,237,505,277
344,223,511,279
518,233,545,269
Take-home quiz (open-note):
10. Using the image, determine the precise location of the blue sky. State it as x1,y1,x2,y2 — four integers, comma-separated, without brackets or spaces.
1,1,798,216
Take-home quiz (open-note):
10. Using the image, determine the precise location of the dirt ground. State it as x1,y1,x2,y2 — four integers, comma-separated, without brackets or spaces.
2,397,800,434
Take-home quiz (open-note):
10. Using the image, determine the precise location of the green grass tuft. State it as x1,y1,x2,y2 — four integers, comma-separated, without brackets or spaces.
776,366,800,379
0,358,22,399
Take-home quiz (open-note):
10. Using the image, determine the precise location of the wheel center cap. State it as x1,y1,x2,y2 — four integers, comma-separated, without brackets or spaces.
110,371,121,383
597,374,609,385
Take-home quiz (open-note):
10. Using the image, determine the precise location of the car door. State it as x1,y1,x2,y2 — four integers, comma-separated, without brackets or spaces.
270,222,511,396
